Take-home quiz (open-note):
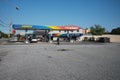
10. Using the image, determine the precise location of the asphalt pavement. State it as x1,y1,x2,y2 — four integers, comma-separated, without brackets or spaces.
0,43,120,80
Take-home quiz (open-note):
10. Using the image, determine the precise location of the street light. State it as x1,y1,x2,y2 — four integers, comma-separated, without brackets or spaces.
16,6,20,10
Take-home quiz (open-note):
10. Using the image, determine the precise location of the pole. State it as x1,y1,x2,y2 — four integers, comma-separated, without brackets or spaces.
8,19,12,41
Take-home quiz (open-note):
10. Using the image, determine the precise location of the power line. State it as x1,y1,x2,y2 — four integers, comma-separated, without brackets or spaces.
0,23,8,27
0,19,9,25
0,19,9,28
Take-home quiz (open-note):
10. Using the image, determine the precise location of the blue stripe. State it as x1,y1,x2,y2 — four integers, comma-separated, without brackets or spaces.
12,24,51,30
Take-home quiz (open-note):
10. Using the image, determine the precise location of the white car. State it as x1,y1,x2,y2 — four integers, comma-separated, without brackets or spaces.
32,38,38,42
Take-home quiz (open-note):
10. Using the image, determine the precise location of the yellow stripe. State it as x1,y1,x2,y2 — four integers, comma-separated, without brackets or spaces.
48,26,60,30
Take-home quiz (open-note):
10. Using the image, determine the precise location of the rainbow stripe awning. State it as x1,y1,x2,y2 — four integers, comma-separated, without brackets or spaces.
12,24,80,30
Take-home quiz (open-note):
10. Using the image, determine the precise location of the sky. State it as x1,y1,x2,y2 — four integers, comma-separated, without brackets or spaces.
0,0,120,33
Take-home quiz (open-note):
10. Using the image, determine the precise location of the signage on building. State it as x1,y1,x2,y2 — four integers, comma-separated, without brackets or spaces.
22,25,32,28
59,26,80,30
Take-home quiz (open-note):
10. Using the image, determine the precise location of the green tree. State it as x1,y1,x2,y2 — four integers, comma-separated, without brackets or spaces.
0,31,4,38
111,27,120,35
90,25,105,35
0,31,9,38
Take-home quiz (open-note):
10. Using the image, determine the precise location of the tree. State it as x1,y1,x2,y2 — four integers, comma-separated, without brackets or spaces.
0,31,4,38
111,27,120,35
0,31,9,38
90,25,105,35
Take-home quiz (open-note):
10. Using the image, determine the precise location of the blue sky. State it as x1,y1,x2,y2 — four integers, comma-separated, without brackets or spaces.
0,0,120,33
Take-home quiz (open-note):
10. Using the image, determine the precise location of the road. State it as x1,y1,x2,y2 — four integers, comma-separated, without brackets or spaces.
0,38,8,43
0,43,120,80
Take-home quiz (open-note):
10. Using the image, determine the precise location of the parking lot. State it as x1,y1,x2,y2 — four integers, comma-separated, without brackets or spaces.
0,43,120,80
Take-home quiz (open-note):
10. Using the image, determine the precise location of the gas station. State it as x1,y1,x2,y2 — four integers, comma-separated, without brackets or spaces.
12,24,83,43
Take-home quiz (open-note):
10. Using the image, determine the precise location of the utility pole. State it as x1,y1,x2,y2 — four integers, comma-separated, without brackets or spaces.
8,19,12,41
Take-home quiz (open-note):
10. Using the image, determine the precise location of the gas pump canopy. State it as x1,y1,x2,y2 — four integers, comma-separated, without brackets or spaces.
12,24,80,30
